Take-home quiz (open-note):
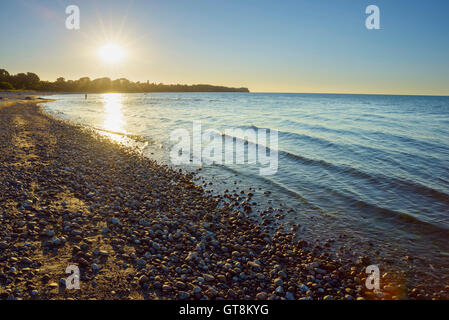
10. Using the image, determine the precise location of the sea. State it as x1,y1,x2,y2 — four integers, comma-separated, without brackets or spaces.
42,92,449,283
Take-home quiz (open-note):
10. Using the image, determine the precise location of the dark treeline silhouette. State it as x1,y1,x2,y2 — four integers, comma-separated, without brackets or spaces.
0,69,249,93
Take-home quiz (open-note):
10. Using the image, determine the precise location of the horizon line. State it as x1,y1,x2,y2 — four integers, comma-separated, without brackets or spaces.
3,89,449,98
251,91,449,97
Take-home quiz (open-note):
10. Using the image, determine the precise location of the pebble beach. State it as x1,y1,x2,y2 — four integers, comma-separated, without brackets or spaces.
0,95,446,300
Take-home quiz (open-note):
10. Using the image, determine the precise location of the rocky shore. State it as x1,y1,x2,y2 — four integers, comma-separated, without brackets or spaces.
0,99,445,300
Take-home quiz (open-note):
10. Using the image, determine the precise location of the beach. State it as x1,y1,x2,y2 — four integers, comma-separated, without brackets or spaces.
0,95,446,300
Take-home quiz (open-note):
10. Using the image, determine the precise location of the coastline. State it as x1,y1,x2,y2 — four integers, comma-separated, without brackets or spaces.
0,96,444,300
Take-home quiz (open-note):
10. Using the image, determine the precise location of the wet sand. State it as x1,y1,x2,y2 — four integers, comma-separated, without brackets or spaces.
0,97,445,300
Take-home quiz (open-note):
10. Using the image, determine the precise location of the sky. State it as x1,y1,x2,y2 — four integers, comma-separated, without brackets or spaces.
1,0,449,95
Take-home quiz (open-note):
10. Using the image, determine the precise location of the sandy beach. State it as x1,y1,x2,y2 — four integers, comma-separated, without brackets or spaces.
0,94,445,300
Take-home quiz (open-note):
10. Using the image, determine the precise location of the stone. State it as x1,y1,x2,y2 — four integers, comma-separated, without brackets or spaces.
45,230,55,237
186,251,198,262
51,237,62,246
207,286,218,297
217,275,226,282
175,281,186,289
48,282,58,289
256,292,267,300
92,263,100,271
275,286,284,294
203,274,215,282
273,278,283,287
315,268,326,275
247,260,262,270
21,257,32,264
179,291,190,299
285,292,295,300
299,284,309,293
99,250,109,256
162,284,172,292
136,259,147,269
139,275,149,285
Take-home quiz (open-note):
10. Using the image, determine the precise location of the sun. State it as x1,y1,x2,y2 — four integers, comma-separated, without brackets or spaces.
98,43,125,63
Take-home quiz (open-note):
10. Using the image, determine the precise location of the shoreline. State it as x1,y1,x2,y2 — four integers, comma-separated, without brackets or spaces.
0,97,445,300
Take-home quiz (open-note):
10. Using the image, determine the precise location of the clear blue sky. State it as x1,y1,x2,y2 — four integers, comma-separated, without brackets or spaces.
1,0,449,94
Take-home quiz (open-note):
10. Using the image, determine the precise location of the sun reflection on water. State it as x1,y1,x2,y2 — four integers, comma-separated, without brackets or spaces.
101,93,127,143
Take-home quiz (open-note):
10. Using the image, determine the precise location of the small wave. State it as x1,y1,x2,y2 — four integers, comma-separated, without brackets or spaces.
348,197,449,236
93,127,150,143
278,148,449,204
212,154,449,235
210,163,309,204
245,123,449,159
205,129,449,207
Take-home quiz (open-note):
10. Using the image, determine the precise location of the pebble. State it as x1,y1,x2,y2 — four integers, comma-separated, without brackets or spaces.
273,278,283,287
162,285,172,292
99,250,109,256
256,292,268,300
48,282,58,289
139,275,149,286
275,286,284,294
92,263,101,271
203,274,215,282
45,230,55,237
136,259,147,269
299,284,309,293
21,257,32,264
285,292,295,300
217,275,226,282
179,291,190,299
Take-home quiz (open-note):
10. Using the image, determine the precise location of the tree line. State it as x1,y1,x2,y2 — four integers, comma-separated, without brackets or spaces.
0,69,249,93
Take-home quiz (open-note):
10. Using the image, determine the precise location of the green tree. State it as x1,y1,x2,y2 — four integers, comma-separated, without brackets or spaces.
0,69,10,82
0,81,14,90
0,68,250,93
26,72,40,89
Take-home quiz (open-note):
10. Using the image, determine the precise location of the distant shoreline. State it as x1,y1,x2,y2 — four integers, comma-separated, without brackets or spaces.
0,69,249,93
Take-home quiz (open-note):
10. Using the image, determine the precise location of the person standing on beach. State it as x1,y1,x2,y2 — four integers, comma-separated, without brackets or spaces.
85,93,87,100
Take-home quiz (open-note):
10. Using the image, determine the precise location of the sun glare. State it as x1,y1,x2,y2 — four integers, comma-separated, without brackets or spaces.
98,44,125,63
101,93,127,143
